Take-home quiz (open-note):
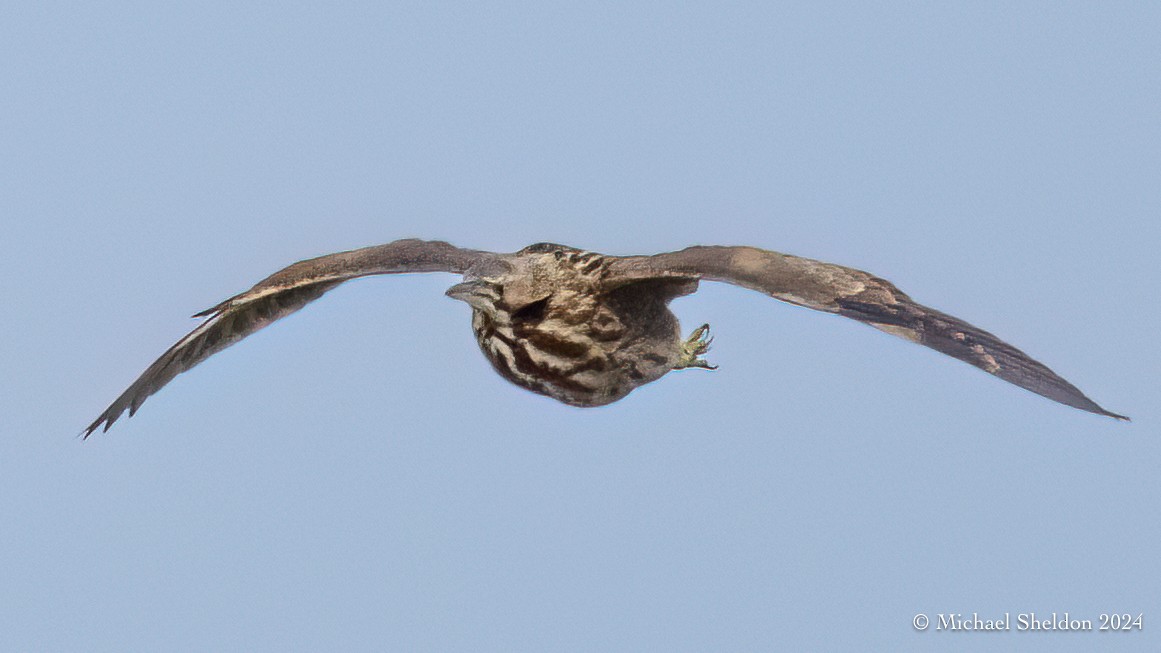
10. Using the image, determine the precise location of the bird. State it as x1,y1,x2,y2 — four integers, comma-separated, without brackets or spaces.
83,238,1126,437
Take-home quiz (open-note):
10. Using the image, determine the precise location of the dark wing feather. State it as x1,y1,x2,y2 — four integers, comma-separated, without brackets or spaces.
84,239,488,437
610,245,1126,419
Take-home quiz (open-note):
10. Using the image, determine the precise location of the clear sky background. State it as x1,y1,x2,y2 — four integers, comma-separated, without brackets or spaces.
2,2,1158,651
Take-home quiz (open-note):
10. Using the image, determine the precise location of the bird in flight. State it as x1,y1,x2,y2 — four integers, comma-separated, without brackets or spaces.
83,239,1126,436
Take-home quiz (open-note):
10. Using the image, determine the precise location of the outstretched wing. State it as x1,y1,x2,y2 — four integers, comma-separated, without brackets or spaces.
610,245,1126,419
84,239,489,437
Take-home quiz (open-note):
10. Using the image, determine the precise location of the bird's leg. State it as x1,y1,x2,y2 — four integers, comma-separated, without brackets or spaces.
675,323,717,370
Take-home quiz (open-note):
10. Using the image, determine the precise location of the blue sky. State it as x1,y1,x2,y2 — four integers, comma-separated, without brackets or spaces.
2,2,1158,651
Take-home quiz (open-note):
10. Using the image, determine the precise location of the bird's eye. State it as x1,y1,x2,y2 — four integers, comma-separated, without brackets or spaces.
553,250,564,260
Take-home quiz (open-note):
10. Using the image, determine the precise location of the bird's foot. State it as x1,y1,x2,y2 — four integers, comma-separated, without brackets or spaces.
676,323,717,370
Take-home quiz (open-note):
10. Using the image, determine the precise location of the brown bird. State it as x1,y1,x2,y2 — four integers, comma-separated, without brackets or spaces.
83,239,1126,437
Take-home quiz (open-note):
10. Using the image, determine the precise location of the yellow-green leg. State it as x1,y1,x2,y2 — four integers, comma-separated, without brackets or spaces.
675,323,717,370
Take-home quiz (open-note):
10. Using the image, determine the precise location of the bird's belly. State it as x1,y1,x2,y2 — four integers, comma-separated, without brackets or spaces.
474,321,679,407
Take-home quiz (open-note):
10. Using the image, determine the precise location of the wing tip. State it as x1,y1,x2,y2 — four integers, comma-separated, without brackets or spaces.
79,420,103,440
1067,395,1129,422
1095,407,1130,422
80,404,127,440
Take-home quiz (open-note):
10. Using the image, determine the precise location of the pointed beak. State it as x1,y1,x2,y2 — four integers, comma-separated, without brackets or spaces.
444,281,477,301
445,280,499,316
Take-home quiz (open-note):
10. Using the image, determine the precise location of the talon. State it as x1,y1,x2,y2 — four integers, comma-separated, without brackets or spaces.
676,323,717,370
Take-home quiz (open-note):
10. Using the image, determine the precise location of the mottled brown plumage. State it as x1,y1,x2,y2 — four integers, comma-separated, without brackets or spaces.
83,238,1126,437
